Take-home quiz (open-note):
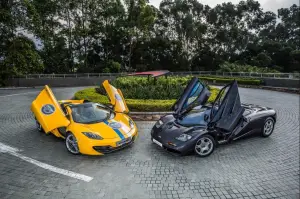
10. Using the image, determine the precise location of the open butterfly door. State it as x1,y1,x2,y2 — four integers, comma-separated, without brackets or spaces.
172,77,211,117
102,80,129,113
210,80,245,132
31,85,70,133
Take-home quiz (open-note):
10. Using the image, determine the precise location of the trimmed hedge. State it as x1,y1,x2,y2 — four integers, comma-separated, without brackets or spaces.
74,87,220,112
98,76,206,100
74,74,261,111
97,76,259,100
218,62,280,73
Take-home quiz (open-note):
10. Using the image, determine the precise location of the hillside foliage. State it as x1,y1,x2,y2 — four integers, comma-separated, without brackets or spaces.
0,0,299,82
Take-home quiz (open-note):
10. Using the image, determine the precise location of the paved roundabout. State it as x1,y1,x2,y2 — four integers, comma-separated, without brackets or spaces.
0,87,299,199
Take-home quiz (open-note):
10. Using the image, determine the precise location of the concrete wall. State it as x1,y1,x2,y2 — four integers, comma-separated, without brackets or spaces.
4,76,299,89
5,76,116,87
262,78,300,88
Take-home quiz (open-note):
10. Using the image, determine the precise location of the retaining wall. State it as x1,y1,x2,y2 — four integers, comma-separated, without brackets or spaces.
5,76,116,87
262,78,299,88
4,76,300,88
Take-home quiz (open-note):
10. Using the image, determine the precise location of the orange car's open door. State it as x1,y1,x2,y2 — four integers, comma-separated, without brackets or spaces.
103,80,129,113
31,85,70,133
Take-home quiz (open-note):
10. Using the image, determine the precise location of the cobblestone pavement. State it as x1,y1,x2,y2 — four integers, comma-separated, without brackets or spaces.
0,87,299,199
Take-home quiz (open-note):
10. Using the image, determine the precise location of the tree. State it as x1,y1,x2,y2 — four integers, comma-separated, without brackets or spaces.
1,0,299,83
290,50,300,72
123,0,156,70
277,5,300,49
1,36,44,76
251,52,272,68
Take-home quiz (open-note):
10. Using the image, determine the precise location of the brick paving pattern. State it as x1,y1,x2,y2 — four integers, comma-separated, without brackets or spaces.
0,87,299,199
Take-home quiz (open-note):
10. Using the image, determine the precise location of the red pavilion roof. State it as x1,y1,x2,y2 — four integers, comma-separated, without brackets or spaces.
128,70,170,77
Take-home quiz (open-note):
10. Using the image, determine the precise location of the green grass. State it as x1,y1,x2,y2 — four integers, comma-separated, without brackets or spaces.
74,87,220,112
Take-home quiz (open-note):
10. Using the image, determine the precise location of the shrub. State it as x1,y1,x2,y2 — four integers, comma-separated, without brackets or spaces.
74,87,219,112
111,76,193,99
95,76,260,103
97,76,215,100
74,76,260,111
218,62,279,73
106,60,121,73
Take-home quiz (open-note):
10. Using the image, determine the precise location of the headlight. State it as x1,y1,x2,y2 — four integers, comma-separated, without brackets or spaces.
155,120,163,128
175,134,192,142
82,132,103,140
129,119,135,129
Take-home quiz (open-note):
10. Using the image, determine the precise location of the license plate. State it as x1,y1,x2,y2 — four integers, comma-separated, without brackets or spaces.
152,138,163,147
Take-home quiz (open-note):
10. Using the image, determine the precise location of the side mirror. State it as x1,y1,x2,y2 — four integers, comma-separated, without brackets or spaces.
204,114,209,122
66,114,71,120
108,104,113,109
65,106,72,121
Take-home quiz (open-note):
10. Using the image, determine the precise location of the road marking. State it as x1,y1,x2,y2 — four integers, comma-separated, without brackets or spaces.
0,142,93,182
0,91,38,98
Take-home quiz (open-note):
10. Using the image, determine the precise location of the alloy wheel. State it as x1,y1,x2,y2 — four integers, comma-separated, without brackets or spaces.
66,134,80,154
263,119,274,136
195,136,214,156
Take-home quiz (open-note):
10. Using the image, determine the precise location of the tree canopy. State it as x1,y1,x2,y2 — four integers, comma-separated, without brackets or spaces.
0,0,299,78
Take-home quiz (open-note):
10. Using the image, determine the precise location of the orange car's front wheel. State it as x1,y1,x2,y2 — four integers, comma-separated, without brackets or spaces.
65,133,80,155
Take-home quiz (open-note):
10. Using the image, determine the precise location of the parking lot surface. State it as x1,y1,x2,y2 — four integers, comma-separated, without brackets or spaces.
0,87,299,199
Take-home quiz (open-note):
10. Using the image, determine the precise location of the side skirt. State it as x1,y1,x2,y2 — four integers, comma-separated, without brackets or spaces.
232,129,259,141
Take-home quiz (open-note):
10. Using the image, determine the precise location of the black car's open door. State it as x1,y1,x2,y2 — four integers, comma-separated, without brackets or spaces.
172,77,211,117
210,80,244,132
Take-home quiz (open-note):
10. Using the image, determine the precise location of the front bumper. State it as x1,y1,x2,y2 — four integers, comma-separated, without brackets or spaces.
93,135,136,154
77,126,138,155
151,128,195,156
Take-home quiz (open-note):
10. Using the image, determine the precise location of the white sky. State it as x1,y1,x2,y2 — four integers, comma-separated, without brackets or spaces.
149,0,299,13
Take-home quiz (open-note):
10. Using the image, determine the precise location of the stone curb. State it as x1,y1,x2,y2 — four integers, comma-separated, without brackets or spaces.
0,87,34,90
129,112,170,121
130,112,172,115
0,86,45,90
260,86,299,94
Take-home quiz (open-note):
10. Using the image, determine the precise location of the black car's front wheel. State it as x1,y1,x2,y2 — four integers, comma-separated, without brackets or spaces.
262,117,275,137
194,135,216,157
65,133,80,155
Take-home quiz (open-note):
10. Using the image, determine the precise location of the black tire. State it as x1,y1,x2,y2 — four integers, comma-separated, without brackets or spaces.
65,133,80,155
261,117,275,137
194,134,216,157
35,119,44,132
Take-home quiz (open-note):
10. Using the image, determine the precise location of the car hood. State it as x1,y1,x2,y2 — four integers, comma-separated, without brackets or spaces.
157,121,197,139
242,103,272,111
81,120,131,139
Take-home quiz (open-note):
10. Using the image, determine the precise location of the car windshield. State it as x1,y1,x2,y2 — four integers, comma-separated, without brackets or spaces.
71,103,112,124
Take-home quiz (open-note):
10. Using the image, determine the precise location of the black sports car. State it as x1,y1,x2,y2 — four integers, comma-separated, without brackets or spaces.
151,77,277,157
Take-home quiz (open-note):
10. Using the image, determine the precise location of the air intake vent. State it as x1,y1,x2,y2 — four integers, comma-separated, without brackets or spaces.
166,122,174,129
